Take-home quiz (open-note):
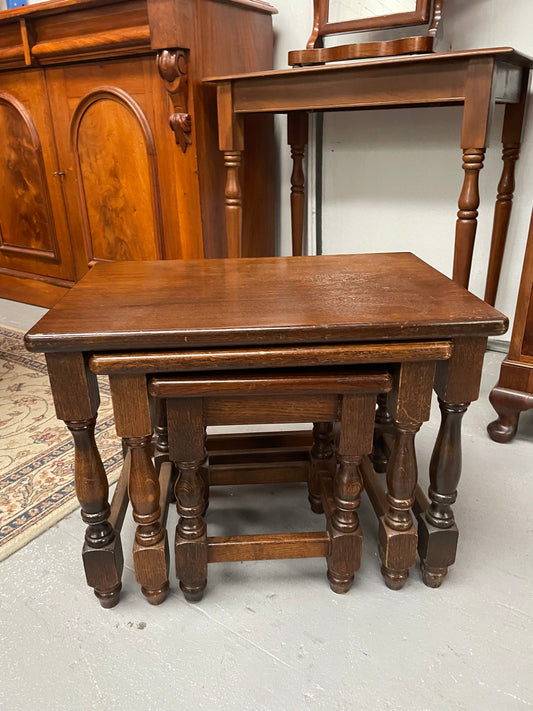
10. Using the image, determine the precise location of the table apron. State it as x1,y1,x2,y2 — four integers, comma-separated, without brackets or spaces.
89,340,453,374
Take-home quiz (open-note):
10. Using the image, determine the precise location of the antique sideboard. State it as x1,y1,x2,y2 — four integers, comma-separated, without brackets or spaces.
0,0,276,307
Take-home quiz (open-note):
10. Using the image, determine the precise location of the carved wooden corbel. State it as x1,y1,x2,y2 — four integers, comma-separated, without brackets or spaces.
157,49,192,153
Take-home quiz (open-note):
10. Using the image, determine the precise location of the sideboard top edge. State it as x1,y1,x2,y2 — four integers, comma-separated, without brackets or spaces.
0,0,277,26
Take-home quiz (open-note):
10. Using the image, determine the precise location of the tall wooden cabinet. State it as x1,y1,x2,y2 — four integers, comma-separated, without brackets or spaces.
0,0,276,306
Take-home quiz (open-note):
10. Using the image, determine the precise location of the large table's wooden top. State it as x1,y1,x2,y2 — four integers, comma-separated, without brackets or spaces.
206,48,533,84
25,253,508,353
204,47,533,82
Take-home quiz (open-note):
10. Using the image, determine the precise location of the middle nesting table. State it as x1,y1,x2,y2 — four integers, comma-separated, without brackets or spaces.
25,252,507,605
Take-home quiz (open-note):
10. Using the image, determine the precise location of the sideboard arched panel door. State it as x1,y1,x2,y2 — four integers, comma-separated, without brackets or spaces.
72,88,165,265
0,71,75,283
0,95,56,257
45,56,203,281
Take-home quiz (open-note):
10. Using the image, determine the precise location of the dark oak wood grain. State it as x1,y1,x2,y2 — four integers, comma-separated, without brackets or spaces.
109,373,169,604
207,532,330,562
25,253,507,353
26,252,508,603
89,341,454,374
44,351,123,607
157,367,391,597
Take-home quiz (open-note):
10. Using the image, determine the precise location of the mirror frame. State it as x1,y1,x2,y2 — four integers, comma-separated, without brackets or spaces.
314,0,431,41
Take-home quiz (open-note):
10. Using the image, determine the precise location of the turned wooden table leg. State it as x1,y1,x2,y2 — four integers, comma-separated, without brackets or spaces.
417,337,487,587
327,394,376,594
152,396,169,471
426,399,468,530
418,398,466,587
381,421,420,590
152,396,178,503
223,150,243,258
217,81,245,258
309,422,334,513
372,392,393,474
484,73,528,306
380,362,435,590
46,353,123,608
287,111,309,256
453,147,485,288
167,397,208,602
109,374,170,604
453,59,492,289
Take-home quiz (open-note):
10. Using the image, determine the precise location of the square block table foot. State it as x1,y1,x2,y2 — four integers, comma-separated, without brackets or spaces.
83,542,124,609
378,514,418,591
414,485,459,589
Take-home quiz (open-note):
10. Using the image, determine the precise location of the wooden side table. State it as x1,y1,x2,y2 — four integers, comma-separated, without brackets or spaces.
25,253,507,605
488,209,533,442
210,48,532,303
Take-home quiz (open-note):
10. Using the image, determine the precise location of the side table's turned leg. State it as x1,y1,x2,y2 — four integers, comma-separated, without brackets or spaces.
110,374,169,605
309,422,334,514
167,398,208,602
483,140,519,304
484,73,528,306
418,337,487,587
223,150,243,258
327,394,375,594
287,111,309,257
453,147,485,288
45,353,123,608
454,59,493,289
488,385,533,443
217,82,245,258
380,362,435,590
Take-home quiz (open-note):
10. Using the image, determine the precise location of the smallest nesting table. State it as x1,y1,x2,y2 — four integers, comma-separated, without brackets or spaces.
25,253,507,606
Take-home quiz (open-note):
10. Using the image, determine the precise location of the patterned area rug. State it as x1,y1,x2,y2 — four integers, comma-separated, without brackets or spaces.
0,326,122,562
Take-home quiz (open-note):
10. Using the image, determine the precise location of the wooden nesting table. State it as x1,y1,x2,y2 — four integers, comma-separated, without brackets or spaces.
24,253,507,606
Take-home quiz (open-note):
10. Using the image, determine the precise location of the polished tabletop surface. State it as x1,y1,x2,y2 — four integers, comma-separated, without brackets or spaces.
25,253,508,352
205,47,533,83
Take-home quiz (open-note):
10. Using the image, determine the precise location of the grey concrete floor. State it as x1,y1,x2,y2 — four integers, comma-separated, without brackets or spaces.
0,297,532,711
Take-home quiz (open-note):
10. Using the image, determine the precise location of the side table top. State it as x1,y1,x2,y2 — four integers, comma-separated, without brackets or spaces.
204,47,533,83
25,253,508,353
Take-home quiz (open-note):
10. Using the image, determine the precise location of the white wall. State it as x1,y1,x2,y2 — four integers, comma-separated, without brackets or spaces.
269,0,533,336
